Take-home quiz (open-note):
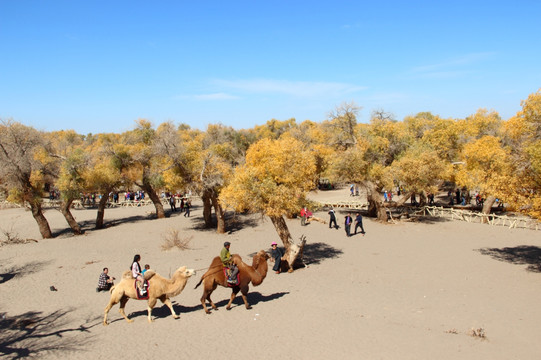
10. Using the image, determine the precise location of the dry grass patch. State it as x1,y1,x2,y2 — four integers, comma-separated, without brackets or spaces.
468,327,487,339
0,225,37,247
161,228,192,251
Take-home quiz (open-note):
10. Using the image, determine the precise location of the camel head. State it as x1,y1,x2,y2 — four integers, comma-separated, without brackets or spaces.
256,250,270,261
175,266,196,278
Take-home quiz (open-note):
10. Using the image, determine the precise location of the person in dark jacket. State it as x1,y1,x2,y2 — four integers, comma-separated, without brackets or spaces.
328,207,338,229
354,213,365,235
344,213,353,237
271,241,283,274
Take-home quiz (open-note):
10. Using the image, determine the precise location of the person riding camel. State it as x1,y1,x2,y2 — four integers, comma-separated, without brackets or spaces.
220,242,239,284
131,254,147,295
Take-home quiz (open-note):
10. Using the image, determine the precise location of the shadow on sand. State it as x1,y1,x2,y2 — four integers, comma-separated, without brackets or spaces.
52,214,151,238
302,242,343,266
179,211,260,234
0,261,51,285
126,291,289,320
477,245,541,272
0,309,97,359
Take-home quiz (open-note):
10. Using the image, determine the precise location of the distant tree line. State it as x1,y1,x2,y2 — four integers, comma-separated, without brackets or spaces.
1,89,540,270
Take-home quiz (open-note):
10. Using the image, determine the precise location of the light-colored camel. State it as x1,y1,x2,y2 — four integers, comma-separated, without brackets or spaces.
103,266,195,325
194,250,269,314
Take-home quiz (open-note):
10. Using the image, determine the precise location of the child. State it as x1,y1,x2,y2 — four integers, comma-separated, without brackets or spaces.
142,264,150,275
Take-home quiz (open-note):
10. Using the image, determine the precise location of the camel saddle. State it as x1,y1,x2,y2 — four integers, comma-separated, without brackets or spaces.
134,279,149,300
223,268,240,287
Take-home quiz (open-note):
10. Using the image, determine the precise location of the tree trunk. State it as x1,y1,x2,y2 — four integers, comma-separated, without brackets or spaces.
60,198,82,235
30,202,53,239
269,215,305,272
366,182,387,221
395,191,413,207
211,195,225,234
481,195,496,224
202,191,213,228
95,193,109,229
418,191,427,207
141,180,165,219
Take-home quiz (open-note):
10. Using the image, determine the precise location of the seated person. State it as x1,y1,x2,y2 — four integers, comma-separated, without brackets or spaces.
220,242,239,283
142,264,150,275
96,267,115,292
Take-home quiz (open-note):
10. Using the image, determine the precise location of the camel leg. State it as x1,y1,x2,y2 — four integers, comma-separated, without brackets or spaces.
201,284,218,314
226,287,240,310
160,295,179,319
200,293,210,314
118,297,133,323
207,292,218,311
104,290,124,326
103,298,118,326
240,285,252,310
147,298,157,323
201,290,214,314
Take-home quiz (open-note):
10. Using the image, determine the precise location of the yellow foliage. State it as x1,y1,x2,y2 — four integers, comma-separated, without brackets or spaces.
367,163,394,191
220,137,316,217
392,144,449,193
421,117,461,161
458,109,502,139
455,136,512,199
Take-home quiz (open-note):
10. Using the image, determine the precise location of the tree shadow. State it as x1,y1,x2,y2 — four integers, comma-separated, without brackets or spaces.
0,261,50,284
224,213,261,234
0,309,97,359
302,242,343,266
477,246,541,272
401,215,452,224
54,215,151,237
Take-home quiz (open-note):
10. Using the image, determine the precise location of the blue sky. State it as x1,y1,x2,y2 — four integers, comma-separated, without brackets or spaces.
1,1,540,134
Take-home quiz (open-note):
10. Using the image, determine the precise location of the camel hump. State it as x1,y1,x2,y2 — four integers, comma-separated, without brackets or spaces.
143,270,156,280
231,254,243,265
121,270,133,280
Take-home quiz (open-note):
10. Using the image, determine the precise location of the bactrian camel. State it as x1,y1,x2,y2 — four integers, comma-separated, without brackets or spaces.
194,250,269,314
103,266,195,325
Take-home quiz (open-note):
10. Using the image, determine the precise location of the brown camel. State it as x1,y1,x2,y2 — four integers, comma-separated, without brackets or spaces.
194,250,269,314
103,266,195,325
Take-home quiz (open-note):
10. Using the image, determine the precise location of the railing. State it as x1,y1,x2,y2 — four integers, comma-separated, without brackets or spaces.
397,206,540,231
318,201,369,210
316,201,540,231
41,197,184,209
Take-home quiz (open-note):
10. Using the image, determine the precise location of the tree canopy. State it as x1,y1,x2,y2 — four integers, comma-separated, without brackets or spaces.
2,89,541,240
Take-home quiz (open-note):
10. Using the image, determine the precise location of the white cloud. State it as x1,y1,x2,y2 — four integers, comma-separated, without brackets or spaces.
409,52,496,78
193,93,240,100
175,92,240,101
211,78,367,97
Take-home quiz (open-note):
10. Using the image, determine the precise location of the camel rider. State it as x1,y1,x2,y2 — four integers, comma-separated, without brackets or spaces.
131,254,147,295
220,242,239,284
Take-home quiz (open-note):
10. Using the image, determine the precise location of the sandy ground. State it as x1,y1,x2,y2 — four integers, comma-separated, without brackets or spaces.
1,188,540,359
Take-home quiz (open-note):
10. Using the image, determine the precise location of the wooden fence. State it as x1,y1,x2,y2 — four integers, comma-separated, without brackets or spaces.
414,206,540,231
317,201,540,231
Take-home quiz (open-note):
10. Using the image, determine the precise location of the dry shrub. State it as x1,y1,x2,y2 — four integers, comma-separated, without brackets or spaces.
161,228,192,251
0,226,37,247
468,327,487,339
